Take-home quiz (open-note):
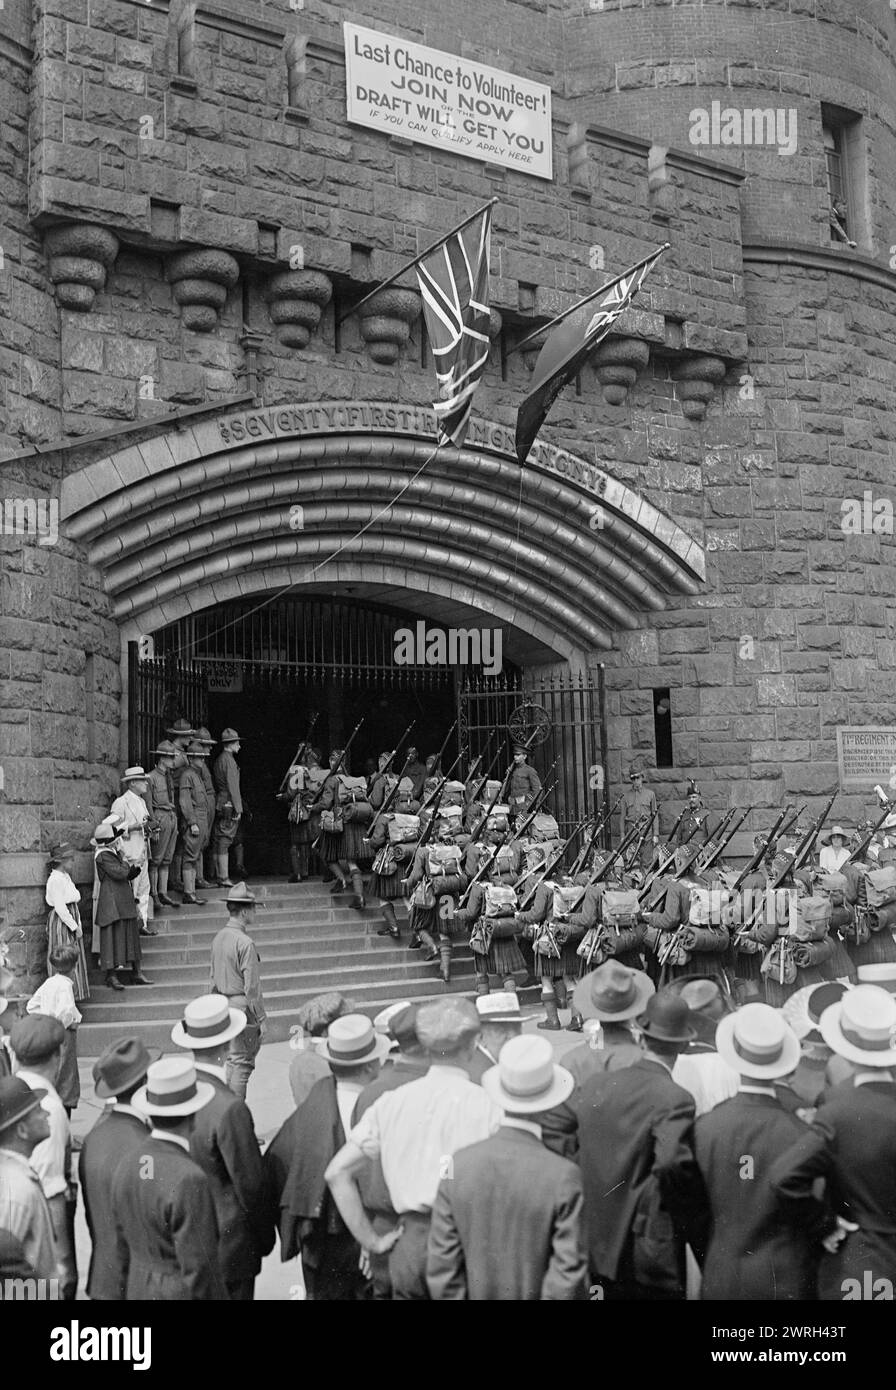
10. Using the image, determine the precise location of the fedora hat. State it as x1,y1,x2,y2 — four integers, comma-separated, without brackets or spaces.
323,1014,390,1067
171,994,247,1050
716,1003,801,1079
165,719,194,737
482,1035,574,1115
150,739,178,758
637,992,696,1045
93,1036,161,1100
220,728,242,744
819,985,896,1067
120,766,147,782
133,1056,214,1118
857,964,896,995
221,881,259,907
819,824,850,845
0,1077,48,1136
574,962,655,1023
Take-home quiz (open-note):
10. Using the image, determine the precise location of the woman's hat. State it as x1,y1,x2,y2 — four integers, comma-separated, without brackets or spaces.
716,1002,801,1079
133,1056,215,1118
636,992,697,1045
856,964,896,995
91,819,126,846
819,825,850,845
171,994,247,1050
482,1035,574,1114
120,766,148,782
93,1036,162,1099
573,961,655,1022
220,728,242,744
165,719,194,738
323,1014,390,1067
48,842,75,864
819,985,896,1067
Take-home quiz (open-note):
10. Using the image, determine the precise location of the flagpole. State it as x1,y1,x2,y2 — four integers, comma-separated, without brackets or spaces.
506,242,670,356
336,196,499,327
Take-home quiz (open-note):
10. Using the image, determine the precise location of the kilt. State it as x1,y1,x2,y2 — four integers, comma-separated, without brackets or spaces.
321,820,367,862
47,907,90,1003
99,917,141,973
485,934,527,977
370,870,405,901
408,904,437,936
534,934,580,981
846,928,896,970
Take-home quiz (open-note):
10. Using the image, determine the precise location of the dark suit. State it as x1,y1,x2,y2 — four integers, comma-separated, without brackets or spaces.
427,1125,587,1300
189,1068,275,1299
80,1107,150,1300
575,1057,701,1298
770,1078,896,1300
110,1134,227,1300
691,1091,827,1300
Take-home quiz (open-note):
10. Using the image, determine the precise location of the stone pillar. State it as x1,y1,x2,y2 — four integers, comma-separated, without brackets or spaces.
357,287,421,365
43,222,120,312
167,248,240,331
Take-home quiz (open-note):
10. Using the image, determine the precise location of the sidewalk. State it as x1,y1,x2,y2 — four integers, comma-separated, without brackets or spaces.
70,1006,584,1300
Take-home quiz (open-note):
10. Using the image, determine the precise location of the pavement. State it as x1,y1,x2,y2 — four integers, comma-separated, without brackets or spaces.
69,1003,585,1301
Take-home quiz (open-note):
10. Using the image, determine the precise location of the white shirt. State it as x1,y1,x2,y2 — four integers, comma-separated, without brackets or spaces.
501,1116,543,1140
673,1052,740,1117
149,1129,191,1153
854,1070,895,1088
14,1069,69,1200
45,869,80,933
335,1080,364,1138
349,1064,502,1213
819,845,850,873
26,977,81,1031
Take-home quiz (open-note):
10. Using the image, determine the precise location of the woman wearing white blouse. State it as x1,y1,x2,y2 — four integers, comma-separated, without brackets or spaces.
45,843,90,1001
818,827,851,875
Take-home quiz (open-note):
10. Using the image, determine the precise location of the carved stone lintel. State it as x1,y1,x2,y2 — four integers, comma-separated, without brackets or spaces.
264,269,333,349
672,353,727,421
43,222,119,312
589,334,650,406
357,287,421,365
168,248,240,331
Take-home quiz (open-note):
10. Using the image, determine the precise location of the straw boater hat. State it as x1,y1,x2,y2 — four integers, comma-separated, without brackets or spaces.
716,1002,801,1079
476,992,525,1025
780,982,847,1042
171,994,247,1050
819,985,896,1068
133,1056,214,1118
322,1014,390,1067
92,1037,161,1100
373,1001,412,1036
573,962,655,1023
856,964,896,994
482,1035,574,1114
120,766,147,782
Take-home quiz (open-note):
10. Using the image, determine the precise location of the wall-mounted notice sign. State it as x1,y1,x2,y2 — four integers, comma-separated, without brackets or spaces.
344,23,553,180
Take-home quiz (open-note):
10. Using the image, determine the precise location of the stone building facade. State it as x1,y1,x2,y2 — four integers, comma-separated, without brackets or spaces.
1,0,895,928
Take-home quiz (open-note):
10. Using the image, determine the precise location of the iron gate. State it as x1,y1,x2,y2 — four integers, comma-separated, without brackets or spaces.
457,671,610,841
127,643,209,767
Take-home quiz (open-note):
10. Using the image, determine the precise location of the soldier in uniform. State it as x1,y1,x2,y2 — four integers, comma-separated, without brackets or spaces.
280,747,326,882
640,845,730,989
620,769,659,871
194,726,218,888
144,740,180,910
178,742,211,905
403,813,469,981
673,780,711,849
212,728,243,888
165,718,195,894
507,745,541,823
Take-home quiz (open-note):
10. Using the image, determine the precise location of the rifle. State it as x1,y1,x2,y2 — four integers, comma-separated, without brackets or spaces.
517,817,590,912
468,744,503,804
461,797,555,909
735,793,836,943
730,804,794,890
366,723,418,834
653,813,747,970
623,807,658,872
569,797,622,877
792,792,837,873
307,718,365,841
426,719,458,778
275,710,319,797
638,816,707,907
844,798,895,867
639,810,735,909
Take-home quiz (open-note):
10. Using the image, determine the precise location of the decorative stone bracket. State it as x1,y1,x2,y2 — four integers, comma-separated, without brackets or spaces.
672,353,728,421
263,270,333,349
589,334,651,406
357,287,421,365
167,248,240,331
43,222,120,312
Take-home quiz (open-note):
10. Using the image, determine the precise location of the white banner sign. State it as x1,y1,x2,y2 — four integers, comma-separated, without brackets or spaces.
344,23,552,180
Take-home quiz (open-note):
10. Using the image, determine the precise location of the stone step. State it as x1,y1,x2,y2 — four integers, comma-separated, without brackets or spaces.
132,941,474,978
147,902,383,928
131,914,409,952
133,930,415,966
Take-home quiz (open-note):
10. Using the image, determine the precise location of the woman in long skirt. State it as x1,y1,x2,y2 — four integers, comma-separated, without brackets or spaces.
45,843,89,1002
92,821,149,990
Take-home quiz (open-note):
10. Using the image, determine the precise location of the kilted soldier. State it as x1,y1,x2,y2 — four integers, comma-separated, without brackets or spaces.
178,742,211,905
507,745,541,822
673,780,711,849
212,727,243,888
515,873,587,1030
620,768,659,871
144,739,180,910
564,865,647,983
281,747,326,882
403,814,469,982
319,750,373,910
165,718,195,893
110,766,154,936
640,847,730,988
368,752,398,813
823,834,896,973
727,833,777,988
194,726,218,888
369,793,421,942
451,873,527,997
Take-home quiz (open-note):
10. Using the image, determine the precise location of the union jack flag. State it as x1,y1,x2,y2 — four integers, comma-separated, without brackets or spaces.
416,206,493,449
515,245,666,466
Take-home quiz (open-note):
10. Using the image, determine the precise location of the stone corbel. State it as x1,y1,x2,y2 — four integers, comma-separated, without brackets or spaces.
167,248,240,331
357,287,421,365
589,334,650,406
672,353,727,421
264,269,332,349
43,222,119,312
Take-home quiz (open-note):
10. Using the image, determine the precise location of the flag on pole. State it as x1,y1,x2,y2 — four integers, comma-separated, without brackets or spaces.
514,245,666,466
415,205,493,449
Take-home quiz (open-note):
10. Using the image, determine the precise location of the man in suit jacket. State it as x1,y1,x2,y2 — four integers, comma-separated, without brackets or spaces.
686,1003,829,1299
574,991,703,1300
171,995,275,1299
80,1037,156,1300
770,985,896,1300
111,1056,226,1300
427,1035,586,1300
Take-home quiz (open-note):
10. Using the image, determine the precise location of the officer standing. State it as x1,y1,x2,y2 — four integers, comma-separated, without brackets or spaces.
673,780,711,849
620,768,658,870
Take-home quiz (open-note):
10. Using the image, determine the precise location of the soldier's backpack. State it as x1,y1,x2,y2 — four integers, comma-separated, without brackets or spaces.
486,804,511,832
484,884,517,917
551,884,585,919
427,844,463,878
601,888,640,930
794,894,832,942
864,865,896,910
388,813,420,844
337,775,373,824
688,886,731,927
532,812,560,841
817,871,849,907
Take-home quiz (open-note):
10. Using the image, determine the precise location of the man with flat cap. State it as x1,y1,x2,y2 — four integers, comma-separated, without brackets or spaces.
171,994,274,1300
80,1037,156,1300
326,997,502,1299
0,1075,58,1288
